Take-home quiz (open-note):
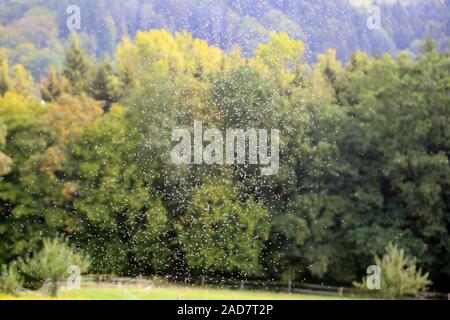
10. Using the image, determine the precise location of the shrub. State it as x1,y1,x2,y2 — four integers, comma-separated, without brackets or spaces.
355,243,431,299
0,262,23,296
18,236,90,297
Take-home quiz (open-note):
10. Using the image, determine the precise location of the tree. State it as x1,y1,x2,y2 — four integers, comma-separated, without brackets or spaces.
89,58,122,112
18,237,90,297
176,181,271,277
334,47,450,284
46,93,103,143
254,32,305,86
8,64,36,97
62,34,92,95
0,91,51,265
0,262,23,296
66,105,169,275
0,25,449,292
0,121,12,176
40,67,69,102
316,49,343,89
355,243,431,299
0,91,102,267
211,65,279,129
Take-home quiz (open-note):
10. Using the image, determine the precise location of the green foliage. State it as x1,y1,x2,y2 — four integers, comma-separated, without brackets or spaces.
211,65,279,128
0,262,23,296
8,64,36,97
0,28,448,292
40,67,69,102
0,51,36,97
0,50,8,95
177,182,271,277
355,243,431,298
377,243,431,298
62,34,92,95
0,6,64,78
67,106,169,275
0,91,51,265
89,59,122,111
255,31,304,85
18,237,90,297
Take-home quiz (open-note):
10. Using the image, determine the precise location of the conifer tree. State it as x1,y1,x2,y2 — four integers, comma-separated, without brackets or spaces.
63,34,91,95
89,58,122,112
40,67,69,102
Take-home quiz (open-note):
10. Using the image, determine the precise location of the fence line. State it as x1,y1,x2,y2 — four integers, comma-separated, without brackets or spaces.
78,275,448,300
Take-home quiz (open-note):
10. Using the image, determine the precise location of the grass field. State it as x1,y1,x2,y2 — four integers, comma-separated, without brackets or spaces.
1,284,352,300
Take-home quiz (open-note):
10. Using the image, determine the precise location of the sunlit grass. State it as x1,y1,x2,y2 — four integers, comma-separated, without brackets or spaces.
3,283,354,300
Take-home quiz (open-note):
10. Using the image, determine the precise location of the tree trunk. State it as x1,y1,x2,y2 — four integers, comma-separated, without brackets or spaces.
50,278,59,297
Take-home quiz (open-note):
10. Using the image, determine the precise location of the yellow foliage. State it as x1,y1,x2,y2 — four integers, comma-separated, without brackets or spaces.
37,93,103,179
9,64,37,97
0,90,39,113
47,93,103,142
0,91,43,127
253,32,305,83
176,31,226,76
316,49,343,76
349,51,373,71
115,29,228,81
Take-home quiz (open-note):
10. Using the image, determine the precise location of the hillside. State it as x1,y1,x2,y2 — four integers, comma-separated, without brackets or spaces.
0,0,449,76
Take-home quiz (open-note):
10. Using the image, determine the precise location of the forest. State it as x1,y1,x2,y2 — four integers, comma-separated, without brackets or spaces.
1,0,450,79
0,26,449,294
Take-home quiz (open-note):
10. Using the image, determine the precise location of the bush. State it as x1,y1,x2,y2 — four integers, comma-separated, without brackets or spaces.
0,262,23,296
355,243,431,299
18,236,90,297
